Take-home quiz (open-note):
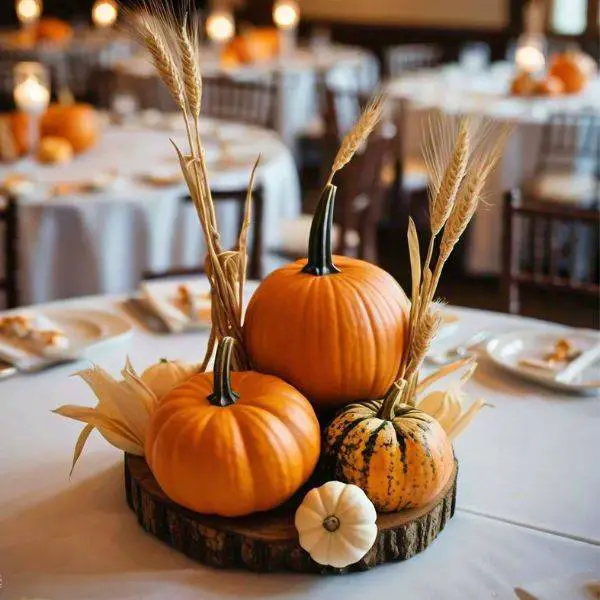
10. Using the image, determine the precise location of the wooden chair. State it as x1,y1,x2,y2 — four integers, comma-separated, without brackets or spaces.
501,189,600,315
528,111,600,205
0,195,19,309
275,130,396,264
200,75,278,130
386,45,443,78
142,186,264,282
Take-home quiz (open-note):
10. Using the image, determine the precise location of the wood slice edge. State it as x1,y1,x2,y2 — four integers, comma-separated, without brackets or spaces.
124,454,458,574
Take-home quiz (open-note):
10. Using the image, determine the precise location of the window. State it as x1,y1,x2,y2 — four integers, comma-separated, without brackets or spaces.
551,0,588,34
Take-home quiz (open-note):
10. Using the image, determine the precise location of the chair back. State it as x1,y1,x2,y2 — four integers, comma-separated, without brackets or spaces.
502,189,599,315
333,128,396,262
201,75,277,130
143,186,264,282
0,195,19,309
536,111,600,178
386,44,442,78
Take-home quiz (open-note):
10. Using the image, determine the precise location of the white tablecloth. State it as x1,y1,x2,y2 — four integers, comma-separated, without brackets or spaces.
0,118,300,304
0,292,598,598
386,63,600,275
115,45,379,145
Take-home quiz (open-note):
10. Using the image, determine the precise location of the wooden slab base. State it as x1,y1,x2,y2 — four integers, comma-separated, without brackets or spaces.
124,454,458,574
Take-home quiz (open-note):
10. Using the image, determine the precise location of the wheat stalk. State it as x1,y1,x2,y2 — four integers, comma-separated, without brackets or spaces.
326,94,385,185
140,20,186,112
179,13,202,119
392,116,511,405
405,307,442,382
429,118,469,236
133,4,256,371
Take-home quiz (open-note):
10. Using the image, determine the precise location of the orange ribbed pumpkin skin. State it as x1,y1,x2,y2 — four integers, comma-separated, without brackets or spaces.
145,371,320,517
41,104,99,153
244,255,411,409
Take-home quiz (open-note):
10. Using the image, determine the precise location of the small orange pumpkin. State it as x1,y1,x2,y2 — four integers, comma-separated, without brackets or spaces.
510,71,536,96
244,185,410,410
145,337,321,517
41,103,99,153
549,51,590,94
323,387,454,512
35,18,73,45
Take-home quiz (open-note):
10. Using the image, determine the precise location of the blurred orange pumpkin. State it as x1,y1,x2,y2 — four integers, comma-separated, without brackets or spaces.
35,18,73,45
225,28,279,64
534,75,565,96
549,51,590,94
9,112,30,155
41,103,99,153
510,71,536,96
37,136,73,164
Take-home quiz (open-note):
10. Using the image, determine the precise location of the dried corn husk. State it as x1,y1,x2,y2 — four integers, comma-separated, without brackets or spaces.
415,357,486,440
54,357,197,474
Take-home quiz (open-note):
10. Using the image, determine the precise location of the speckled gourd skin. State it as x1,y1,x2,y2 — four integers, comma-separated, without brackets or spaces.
323,400,454,512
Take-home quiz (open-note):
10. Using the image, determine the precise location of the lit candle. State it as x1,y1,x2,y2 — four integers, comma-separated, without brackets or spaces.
515,35,546,73
273,0,299,30
273,0,299,58
13,62,50,159
92,0,118,28
15,0,42,26
206,10,235,45
14,71,50,114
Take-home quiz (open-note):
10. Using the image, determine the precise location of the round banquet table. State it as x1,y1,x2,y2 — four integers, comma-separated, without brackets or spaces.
114,45,379,146
0,117,300,305
386,62,600,275
0,285,598,599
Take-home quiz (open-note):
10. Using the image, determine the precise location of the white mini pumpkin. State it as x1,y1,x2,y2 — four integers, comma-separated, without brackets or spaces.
295,480,377,568
141,359,199,399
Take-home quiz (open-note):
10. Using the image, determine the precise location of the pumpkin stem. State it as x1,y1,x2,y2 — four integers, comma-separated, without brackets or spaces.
207,337,239,407
378,379,407,421
301,184,341,276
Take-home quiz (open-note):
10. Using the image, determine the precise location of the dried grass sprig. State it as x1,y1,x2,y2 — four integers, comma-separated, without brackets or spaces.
326,94,385,185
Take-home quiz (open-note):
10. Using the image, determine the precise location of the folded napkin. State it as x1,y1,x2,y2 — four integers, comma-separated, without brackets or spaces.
515,572,600,600
0,312,75,370
140,279,211,334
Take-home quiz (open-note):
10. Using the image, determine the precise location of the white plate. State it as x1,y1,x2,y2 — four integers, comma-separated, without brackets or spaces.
486,329,600,394
436,312,460,343
0,309,132,370
42,309,132,352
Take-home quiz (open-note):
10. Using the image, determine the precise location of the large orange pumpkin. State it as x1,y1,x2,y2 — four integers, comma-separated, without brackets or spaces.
41,103,99,153
549,51,590,94
145,337,321,517
323,389,454,511
35,18,73,45
244,185,410,410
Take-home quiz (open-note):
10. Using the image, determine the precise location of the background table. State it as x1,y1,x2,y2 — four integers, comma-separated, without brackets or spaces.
115,45,379,146
0,289,598,598
1,118,300,304
386,63,600,275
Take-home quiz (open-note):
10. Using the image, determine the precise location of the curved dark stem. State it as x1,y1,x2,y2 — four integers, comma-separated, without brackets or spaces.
378,379,407,421
207,337,239,407
301,184,341,276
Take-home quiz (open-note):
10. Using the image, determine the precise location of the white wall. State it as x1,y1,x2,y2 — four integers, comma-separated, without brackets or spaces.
299,0,509,29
